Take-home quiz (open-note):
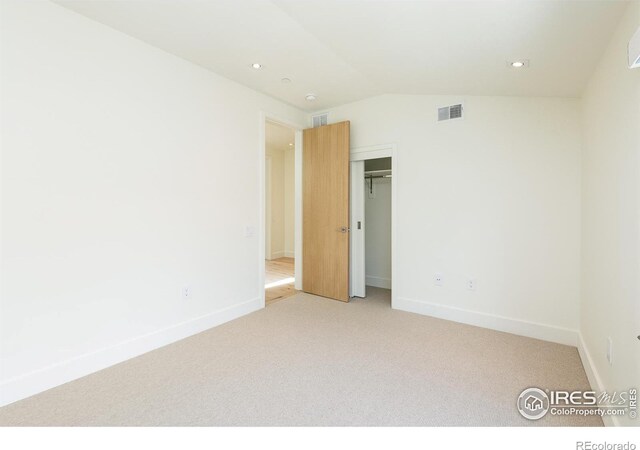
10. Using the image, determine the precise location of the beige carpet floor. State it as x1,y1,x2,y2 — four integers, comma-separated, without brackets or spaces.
0,288,601,426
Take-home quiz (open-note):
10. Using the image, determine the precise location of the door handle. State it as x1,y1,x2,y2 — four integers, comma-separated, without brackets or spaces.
338,226,350,233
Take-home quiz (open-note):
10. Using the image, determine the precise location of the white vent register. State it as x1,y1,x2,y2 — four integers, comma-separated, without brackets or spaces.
438,104,463,122
312,113,328,128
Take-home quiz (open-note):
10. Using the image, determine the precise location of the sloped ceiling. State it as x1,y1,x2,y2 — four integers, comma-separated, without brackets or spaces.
55,0,629,111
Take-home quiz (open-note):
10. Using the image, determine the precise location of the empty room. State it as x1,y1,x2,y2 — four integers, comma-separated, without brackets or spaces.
1,0,639,446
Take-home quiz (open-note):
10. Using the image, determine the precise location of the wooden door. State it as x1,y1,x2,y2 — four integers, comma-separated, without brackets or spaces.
303,121,350,302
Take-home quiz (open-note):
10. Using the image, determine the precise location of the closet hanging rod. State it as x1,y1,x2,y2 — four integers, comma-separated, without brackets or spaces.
366,172,390,194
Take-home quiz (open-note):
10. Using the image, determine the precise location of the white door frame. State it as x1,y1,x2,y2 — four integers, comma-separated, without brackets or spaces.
265,156,272,260
258,112,305,308
349,143,398,307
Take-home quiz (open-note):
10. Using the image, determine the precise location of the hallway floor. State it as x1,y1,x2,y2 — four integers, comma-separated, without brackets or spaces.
265,257,297,305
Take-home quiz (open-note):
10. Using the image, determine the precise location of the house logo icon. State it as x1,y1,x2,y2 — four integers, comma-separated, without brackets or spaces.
517,388,549,420
525,395,543,411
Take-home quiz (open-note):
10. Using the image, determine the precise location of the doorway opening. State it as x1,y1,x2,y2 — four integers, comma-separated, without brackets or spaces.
264,120,298,305
350,146,396,307
364,157,392,296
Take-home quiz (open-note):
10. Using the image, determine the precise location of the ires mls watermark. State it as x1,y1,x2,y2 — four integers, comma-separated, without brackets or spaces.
517,387,637,420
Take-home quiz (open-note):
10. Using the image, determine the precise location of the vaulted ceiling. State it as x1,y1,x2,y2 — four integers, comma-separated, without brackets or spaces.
55,0,629,111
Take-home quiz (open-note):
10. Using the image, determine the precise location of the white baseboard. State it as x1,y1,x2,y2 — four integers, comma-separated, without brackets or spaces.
0,297,262,407
366,275,391,289
577,333,618,427
394,296,578,347
267,250,285,260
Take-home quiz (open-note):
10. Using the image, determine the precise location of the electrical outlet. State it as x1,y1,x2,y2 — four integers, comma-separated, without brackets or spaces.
244,225,255,238
467,279,477,291
606,337,613,365
434,273,444,286
181,286,191,300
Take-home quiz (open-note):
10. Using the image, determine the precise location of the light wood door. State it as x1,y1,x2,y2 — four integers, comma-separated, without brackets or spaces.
303,121,350,302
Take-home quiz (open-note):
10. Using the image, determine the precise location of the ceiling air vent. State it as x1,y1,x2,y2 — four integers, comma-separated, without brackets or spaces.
438,104,464,122
312,113,328,128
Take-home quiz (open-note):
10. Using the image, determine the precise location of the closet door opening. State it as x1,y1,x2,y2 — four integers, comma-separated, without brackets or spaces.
350,154,393,306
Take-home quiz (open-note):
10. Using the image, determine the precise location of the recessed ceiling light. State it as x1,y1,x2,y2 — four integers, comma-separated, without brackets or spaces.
281,77,292,83
251,63,262,69
305,94,317,102
289,143,293,146
508,60,529,68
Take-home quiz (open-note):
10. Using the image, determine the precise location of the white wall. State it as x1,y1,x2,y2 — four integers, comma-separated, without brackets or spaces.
332,94,582,345
284,148,295,258
365,178,392,288
265,148,285,259
265,146,294,260
0,0,306,405
580,1,640,427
